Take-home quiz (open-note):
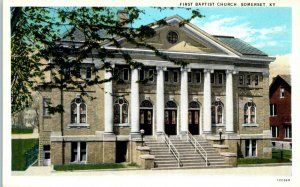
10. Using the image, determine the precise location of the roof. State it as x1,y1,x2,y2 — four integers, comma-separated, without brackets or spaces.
60,15,269,58
214,35,268,56
277,74,291,86
269,74,291,96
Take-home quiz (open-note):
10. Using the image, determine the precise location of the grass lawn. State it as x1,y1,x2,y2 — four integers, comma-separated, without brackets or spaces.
12,139,39,171
237,149,292,165
54,162,139,171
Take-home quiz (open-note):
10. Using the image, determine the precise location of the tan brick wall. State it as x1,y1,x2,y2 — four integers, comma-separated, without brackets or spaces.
103,141,116,163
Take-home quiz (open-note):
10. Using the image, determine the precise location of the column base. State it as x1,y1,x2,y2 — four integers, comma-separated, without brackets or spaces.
226,131,235,134
130,132,141,139
103,133,116,141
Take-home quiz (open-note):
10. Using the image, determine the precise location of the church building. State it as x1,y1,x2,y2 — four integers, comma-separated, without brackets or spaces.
38,15,275,169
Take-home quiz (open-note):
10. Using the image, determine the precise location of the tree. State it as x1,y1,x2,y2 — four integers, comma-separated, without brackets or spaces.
11,7,204,115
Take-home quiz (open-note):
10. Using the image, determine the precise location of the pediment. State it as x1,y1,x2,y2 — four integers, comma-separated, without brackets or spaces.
107,16,240,57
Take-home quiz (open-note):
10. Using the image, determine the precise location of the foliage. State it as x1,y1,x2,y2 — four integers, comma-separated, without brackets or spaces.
11,7,204,115
53,162,140,171
237,149,292,165
11,125,33,134
272,149,292,160
11,139,39,171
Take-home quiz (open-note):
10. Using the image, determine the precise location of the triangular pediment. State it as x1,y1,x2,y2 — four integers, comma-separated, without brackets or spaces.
107,16,241,57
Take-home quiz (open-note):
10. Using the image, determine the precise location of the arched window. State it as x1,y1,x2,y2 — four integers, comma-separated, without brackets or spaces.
244,102,256,124
140,100,153,108
211,101,224,124
71,97,87,124
114,98,128,124
165,101,177,108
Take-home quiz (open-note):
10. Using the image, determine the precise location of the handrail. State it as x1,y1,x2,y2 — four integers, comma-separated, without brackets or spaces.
186,131,208,166
164,134,182,167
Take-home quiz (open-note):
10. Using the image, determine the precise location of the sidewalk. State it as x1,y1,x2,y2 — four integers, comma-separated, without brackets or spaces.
11,129,39,139
12,165,292,176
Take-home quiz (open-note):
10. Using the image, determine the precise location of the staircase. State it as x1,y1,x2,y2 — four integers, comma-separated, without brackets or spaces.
145,135,231,170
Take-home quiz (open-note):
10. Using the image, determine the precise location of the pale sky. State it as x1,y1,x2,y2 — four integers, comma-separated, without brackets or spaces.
132,7,292,56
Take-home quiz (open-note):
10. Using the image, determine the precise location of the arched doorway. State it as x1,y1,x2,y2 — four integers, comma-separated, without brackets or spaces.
139,100,153,135
165,101,177,135
188,101,200,135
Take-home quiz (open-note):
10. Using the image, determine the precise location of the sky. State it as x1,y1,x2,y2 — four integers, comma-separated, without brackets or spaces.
132,7,291,56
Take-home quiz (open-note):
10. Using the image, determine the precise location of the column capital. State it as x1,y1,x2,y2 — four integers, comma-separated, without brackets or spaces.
180,67,191,72
204,69,214,73
262,72,270,77
226,70,237,74
156,66,167,71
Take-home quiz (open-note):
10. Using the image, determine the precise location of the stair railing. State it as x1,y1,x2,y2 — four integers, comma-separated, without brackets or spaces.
186,131,208,166
164,134,182,167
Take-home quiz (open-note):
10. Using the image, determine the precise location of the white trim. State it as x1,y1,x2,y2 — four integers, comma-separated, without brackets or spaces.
242,123,259,127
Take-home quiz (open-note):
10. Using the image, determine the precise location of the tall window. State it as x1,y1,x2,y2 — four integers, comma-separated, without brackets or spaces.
271,126,278,138
211,101,224,124
86,67,92,79
245,139,257,157
139,69,145,81
280,87,285,98
239,75,244,85
188,72,192,82
149,69,154,82
285,126,292,138
123,68,129,81
43,98,51,116
270,104,277,116
71,97,87,124
195,72,201,83
244,101,256,124
254,75,259,86
246,75,251,85
211,73,215,84
71,142,87,163
114,98,128,124
164,71,169,82
218,73,223,84
173,71,178,82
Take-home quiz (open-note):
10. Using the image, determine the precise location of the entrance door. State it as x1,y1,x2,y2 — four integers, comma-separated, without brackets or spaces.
43,145,51,166
165,101,177,135
140,109,153,135
140,100,153,135
188,110,199,135
165,110,177,135
188,101,201,135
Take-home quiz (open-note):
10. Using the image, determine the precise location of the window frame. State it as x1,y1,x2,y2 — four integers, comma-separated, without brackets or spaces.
188,72,192,83
246,75,251,86
211,101,224,126
280,87,285,98
239,75,244,85
271,126,279,138
86,67,92,79
173,71,178,83
123,68,129,81
69,97,89,128
284,126,292,139
164,71,169,82
243,101,257,125
270,104,277,116
195,71,201,84
71,142,87,163
114,98,129,126
245,139,257,157
43,98,51,117
148,69,154,82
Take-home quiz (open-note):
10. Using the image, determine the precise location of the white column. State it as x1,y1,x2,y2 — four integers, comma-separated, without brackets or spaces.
226,70,234,133
203,69,213,133
130,68,140,134
156,67,165,134
180,68,189,133
104,69,113,134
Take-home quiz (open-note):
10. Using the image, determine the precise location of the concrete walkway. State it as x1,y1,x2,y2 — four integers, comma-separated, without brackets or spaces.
12,165,292,176
11,129,39,139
